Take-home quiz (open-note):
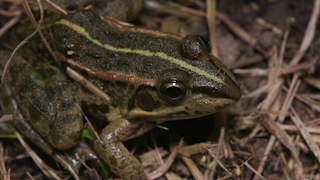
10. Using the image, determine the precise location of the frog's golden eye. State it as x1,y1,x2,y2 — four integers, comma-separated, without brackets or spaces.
159,80,188,104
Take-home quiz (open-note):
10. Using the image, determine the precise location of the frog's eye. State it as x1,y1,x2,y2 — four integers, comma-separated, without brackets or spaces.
179,35,211,60
159,80,188,104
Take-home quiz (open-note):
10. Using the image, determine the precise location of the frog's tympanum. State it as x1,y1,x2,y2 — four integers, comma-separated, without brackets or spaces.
0,10,240,180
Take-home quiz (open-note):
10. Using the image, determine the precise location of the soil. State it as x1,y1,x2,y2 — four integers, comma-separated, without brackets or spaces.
0,0,320,179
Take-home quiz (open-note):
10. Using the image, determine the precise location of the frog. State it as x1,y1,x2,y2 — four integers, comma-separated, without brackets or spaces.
0,9,241,180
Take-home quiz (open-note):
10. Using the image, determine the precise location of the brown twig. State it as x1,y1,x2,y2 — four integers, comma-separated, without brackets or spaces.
289,0,320,66
0,10,21,38
206,0,218,57
290,107,320,165
147,139,184,179
13,127,62,179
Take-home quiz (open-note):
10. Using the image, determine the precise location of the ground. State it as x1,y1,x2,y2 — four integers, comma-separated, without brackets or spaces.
0,0,320,179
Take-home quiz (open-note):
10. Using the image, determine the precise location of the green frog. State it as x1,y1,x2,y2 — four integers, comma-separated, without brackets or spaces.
0,9,240,180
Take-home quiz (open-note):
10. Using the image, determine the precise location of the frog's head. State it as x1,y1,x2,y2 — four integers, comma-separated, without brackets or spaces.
125,35,241,122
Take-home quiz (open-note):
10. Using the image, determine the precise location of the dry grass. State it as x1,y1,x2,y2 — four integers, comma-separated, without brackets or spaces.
1,0,320,179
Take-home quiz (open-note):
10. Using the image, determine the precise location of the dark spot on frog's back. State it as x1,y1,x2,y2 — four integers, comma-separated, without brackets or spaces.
116,59,131,71
140,59,154,73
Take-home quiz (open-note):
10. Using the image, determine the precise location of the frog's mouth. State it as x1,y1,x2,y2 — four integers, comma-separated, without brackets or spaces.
124,96,237,122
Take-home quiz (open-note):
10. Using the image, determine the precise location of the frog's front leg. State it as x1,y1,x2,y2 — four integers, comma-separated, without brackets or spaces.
94,118,154,180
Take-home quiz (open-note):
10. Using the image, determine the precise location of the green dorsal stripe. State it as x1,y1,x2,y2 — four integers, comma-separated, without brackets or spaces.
55,19,225,85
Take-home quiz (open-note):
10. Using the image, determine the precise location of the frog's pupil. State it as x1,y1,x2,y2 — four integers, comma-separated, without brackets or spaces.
166,86,181,99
